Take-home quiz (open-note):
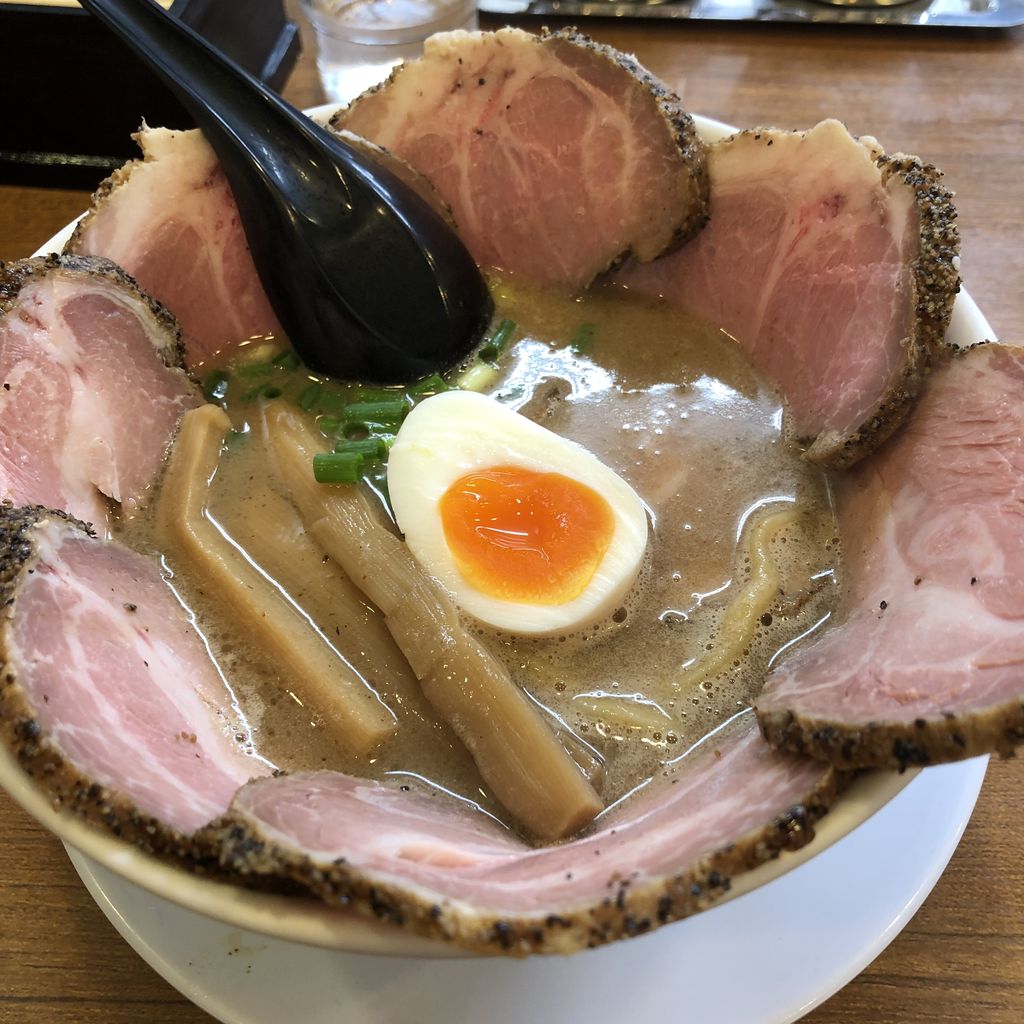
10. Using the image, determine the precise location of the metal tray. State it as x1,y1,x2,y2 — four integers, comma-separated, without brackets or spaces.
480,0,1024,28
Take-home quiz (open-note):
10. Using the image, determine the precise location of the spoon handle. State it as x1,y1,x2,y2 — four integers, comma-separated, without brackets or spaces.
78,0,336,185
76,0,492,382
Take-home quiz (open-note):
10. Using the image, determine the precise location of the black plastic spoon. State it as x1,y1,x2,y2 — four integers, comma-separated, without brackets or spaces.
77,0,493,383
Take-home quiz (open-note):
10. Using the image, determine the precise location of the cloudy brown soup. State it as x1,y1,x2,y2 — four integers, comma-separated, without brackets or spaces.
119,275,840,837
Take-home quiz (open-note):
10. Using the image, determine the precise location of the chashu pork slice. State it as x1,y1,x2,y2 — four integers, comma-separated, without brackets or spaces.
618,119,960,468
0,255,200,533
68,125,455,368
335,127,456,226
757,344,1024,769
334,28,709,291
67,126,280,368
201,714,840,954
0,506,271,850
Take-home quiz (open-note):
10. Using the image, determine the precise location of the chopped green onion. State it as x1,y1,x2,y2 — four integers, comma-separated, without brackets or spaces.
343,400,407,425
237,361,275,377
409,373,449,396
313,451,363,484
356,386,403,403
203,370,230,402
272,350,302,370
478,318,516,364
316,390,349,415
571,322,597,355
490,318,516,352
334,438,388,461
317,415,342,437
242,382,283,402
297,382,322,411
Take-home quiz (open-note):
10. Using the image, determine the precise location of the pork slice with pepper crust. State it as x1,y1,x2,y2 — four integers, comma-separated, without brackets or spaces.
67,124,457,369
199,713,840,955
0,505,271,853
618,119,960,468
334,28,709,291
756,344,1024,769
67,125,281,369
0,254,200,534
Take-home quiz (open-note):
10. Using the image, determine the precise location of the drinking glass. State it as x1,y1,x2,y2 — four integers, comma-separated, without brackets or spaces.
300,0,478,104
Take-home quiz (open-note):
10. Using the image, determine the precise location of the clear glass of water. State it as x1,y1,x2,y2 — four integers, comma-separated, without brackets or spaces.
300,0,478,105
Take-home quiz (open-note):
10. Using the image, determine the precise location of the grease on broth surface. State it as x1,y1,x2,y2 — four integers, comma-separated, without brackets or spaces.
120,278,840,835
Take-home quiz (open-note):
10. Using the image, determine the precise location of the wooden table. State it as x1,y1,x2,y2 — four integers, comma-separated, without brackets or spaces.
1,5,1023,1022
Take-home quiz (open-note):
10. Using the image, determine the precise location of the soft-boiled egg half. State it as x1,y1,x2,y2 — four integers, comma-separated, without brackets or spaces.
387,390,648,635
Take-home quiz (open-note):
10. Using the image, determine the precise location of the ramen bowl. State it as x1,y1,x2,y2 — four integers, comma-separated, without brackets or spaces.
0,111,995,958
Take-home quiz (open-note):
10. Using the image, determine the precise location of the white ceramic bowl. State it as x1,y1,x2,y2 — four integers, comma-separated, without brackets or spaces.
0,112,995,957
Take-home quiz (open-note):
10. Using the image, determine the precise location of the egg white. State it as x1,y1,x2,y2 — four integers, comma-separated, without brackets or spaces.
387,390,649,635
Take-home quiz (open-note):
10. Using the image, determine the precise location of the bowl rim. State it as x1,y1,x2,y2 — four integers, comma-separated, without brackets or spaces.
1,110,996,958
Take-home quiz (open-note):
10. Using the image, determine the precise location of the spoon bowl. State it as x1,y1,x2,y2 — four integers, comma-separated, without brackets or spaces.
78,0,493,383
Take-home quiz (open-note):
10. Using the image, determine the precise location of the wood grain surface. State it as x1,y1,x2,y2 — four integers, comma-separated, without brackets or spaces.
1,4,1022,1022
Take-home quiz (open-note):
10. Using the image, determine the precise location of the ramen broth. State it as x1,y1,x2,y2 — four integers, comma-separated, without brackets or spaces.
119,278,839,834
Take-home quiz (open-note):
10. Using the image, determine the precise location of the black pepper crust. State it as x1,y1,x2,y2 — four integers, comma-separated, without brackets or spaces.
330,27,710,280
0,504,212,867
540,27,710,257
65,135,143,258
803,150,960,468
758,700,1024,772
194,765,844,956
0,253,187,371
757,342,1024,769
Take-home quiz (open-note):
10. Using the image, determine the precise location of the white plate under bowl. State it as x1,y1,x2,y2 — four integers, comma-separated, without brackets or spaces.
66,757,987,1024
0,112,996,960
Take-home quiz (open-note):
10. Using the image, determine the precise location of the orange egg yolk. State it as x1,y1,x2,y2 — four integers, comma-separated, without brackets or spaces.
439,466,616,605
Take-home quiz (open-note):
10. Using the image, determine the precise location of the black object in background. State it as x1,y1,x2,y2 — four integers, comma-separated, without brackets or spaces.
0,0,301,189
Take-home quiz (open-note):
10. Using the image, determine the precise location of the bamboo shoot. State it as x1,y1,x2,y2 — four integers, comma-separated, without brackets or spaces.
262,401,603,840
154,405,396,755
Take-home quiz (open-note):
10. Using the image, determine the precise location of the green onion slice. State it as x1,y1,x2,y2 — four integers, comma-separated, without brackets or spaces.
297,382,322,411
333,438,388,461
313,451,363,484
409,373,449,396
478,318,516,364
356,386,403,403
489,318,516,352
317,415,342,437
571,322,597,355
343,400,407,425
236,361,275,377
316,390,349,415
